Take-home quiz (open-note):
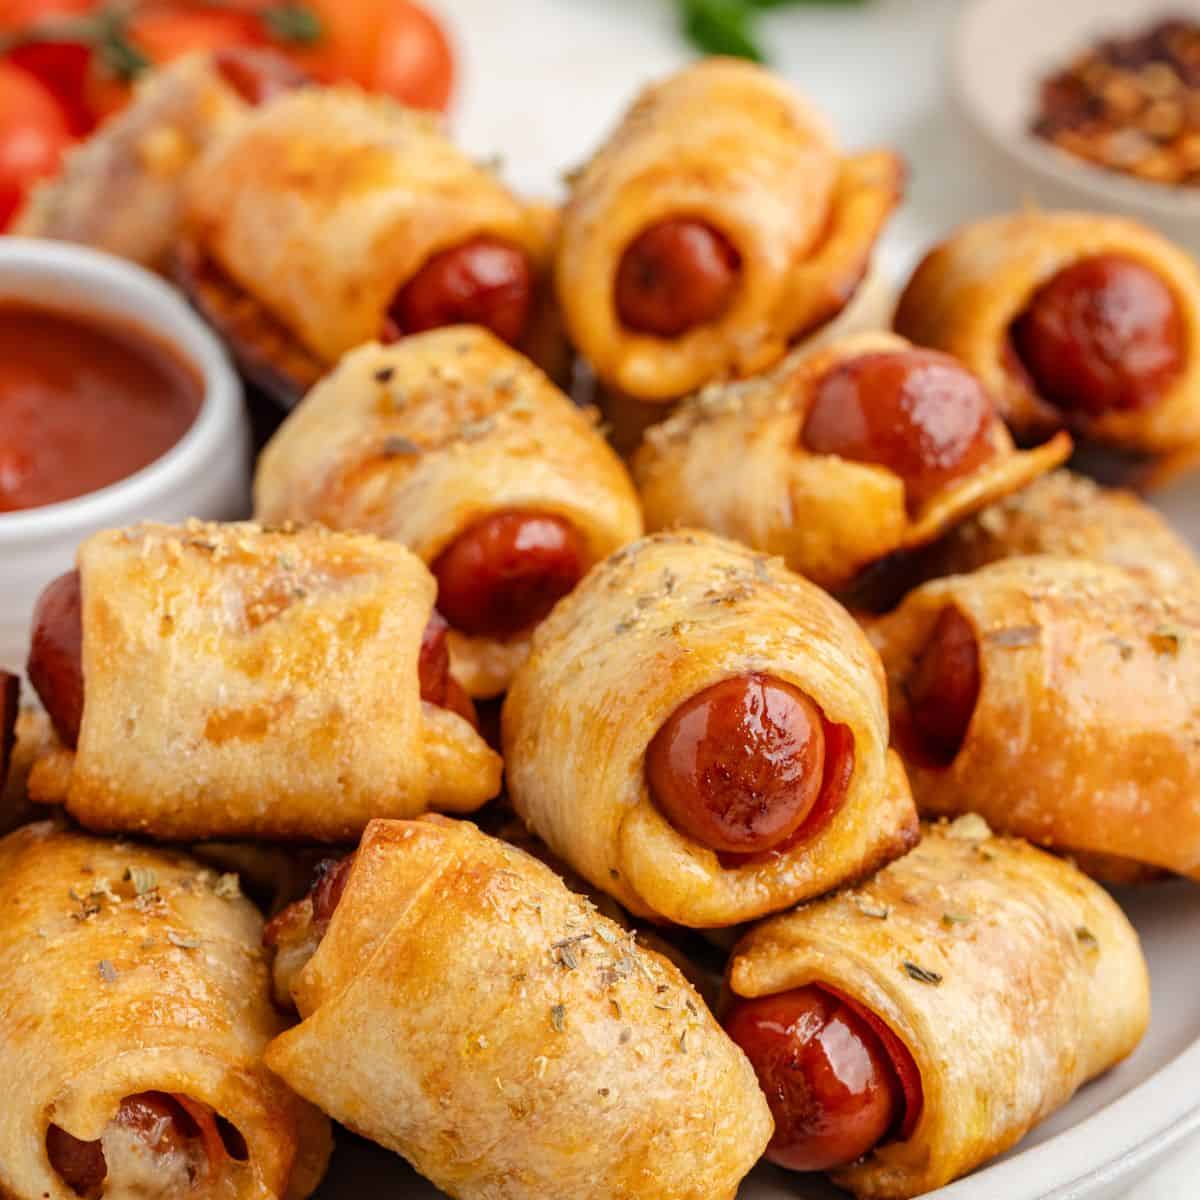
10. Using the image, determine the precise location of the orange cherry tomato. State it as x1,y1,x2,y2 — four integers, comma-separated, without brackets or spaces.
288,0,453,111
0,62,72,230
371,0,453,111
0,0,96,33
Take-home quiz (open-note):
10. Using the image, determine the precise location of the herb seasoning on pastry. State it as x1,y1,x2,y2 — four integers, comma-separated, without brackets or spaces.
632,331,1071,591
263,816,773,1200
910,469,1200,595
254,328,643,696
894,211,1200,459
502,529,919,927
0,821,331,1200
725,816,1148,1198
26,520,500,840
556,57,904,403
868,554,1200,881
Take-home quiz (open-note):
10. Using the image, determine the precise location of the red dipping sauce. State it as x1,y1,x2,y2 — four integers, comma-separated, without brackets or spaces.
0,302,202,513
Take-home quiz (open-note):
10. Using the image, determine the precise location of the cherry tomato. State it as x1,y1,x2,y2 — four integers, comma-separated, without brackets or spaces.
7,41,95,135
0,0,95,33
290,0,453,111
371,0,453,111
0,62,71,230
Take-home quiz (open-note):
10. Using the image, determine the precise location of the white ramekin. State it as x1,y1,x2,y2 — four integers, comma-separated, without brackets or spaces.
0,238,250,677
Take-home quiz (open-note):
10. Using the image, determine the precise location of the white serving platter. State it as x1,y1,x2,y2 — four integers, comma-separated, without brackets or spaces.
311,2,1200,1194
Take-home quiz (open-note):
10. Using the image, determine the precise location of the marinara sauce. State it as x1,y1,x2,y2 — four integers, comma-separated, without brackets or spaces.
0,302,202,513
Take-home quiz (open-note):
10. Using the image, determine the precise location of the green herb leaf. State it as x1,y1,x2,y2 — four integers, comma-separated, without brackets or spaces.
679,0,765,62
96,19,150,83
550,1003,566,1033
903,960,943,986
264,3,323,46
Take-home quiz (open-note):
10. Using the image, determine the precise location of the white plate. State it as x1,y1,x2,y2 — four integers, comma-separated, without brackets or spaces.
308,2,1200,1193
953,0,1200,253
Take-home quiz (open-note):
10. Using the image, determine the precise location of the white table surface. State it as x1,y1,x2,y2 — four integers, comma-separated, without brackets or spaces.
438,1,1200,1195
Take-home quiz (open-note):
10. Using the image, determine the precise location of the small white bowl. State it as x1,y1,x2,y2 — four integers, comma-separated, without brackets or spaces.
953,0,1200,252
0,239,250,677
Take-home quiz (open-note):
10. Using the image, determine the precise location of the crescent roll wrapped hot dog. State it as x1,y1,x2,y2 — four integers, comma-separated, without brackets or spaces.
15,50,306,272
894,211,1200,457
633,332,1071,591
254,328,643,696
26,520,500,840
725,817,1149,1199
868,554,1200,880
502,530,919,927
263,816,773,1200
179,87,547,402
556,57,904,403
912,469,1200,594
0,822,331,1200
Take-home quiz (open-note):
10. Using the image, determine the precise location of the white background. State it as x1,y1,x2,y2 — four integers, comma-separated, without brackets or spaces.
435,0,1200,1195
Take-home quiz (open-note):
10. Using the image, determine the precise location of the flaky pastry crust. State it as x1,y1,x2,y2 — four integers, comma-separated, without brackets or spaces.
633,332,1070,590
265,817,772,1200
28,521,500,839
182,87,543,365
0,822,330,1200
556,58,903,401
502,530,918,927
728,817,1148,1199
253,329,643,695
894,210,1200,453
869,555,1200,879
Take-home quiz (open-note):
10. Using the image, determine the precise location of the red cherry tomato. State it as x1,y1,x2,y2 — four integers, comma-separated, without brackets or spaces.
7,42,95,135
0,62,71,230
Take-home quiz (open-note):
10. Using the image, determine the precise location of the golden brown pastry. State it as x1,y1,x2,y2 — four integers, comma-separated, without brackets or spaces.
0,821,331,1200
868,554,1200,879
911,468,1200,594
26,520,500,840
895,211,1200,457
0,704,58,836
724,816,1148,1199
264,816,773,1200
254,328,643,696
632,332,1071,590
180,86,549,400
502,529,919,927
15,50,304,271
556,57,903,402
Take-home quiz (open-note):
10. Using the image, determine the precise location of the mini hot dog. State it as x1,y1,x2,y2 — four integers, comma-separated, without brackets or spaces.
27,570,477,751
909,469,1200,595
263,816,773,1200
869,554,1200,881
15,50,305,272
180,88,550,403
0,822,331,1200
26,520,501,840
502,530,919,927
254,329,643,696
725,817,1149,1198
894,211,1200,459
632,332,1071,591
556,57,904,402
